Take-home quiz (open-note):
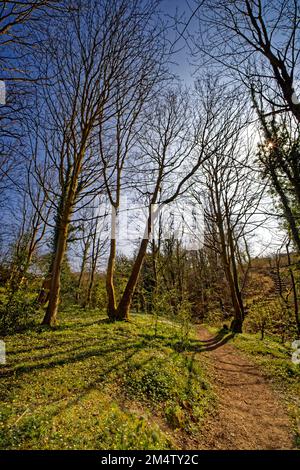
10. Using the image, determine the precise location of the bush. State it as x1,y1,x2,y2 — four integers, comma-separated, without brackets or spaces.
151,290,194,348
245,298,297,341
0,291,38,335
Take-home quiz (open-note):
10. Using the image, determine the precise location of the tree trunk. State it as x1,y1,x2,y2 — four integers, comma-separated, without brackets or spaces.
85,255,98,308
227,223,245,326
270,167,300,253
11,252,33,293
230,316,243,333
106,238,117,320
116,238,149,321
85,272,94,308
42,217,69,326
225,265,244,333
217,207,244,333
76,239,90,302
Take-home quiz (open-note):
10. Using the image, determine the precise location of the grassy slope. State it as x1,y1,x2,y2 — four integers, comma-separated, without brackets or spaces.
0,309,214,450
208,325,300,447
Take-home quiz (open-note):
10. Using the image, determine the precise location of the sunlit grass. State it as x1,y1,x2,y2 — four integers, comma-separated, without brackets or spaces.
0,309,214,449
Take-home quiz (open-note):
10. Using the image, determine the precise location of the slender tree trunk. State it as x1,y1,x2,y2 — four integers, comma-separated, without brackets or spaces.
16,230,40,290
216,196,244,333
77,239,90,302
150,240,159,313
11,252,33,294
115,206,156,321
116,238,149,321
106,238,117,320
42,216,69,326
227,223,245,324
42,142,85,325
86,271,95,308
37,276,51,305
17,257,33,289
85,251,98,308
224,263,244,333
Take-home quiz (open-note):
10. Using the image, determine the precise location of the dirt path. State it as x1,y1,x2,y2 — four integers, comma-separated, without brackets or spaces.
195,327,295,450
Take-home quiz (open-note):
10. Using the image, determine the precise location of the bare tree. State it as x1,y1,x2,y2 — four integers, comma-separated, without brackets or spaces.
30,0,168,326
191,0,300,122
96,2,168,320
252,93,300,253
84,216,107,308
192,80,265,332
73,204,108,307
0,1,66,205
0,1,61,40
110,84,223,321
8,188,50,293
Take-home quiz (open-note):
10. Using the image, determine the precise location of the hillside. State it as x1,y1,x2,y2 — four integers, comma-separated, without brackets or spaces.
1,309,299,450
0,309,214,450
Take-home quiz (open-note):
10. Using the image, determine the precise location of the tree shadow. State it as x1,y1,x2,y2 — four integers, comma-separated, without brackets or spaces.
174,328,236,353
1,338,149,378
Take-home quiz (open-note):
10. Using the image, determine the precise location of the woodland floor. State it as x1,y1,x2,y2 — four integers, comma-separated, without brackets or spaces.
195,327,296,450
0,309,299,450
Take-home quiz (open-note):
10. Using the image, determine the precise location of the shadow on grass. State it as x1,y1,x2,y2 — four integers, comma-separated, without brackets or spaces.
1,338,149,378
39,348,158,423
172,328,236,353
1,318,221,431
3,323,235,381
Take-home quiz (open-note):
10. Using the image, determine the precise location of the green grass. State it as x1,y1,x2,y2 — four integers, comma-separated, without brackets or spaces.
207,325,300,447
0,309,214,450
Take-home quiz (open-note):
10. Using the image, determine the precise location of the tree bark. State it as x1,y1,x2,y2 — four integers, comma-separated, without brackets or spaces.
42,214,69,326
116,238,149,321
106,238,117,320
76,238,90,302
215,186,245,333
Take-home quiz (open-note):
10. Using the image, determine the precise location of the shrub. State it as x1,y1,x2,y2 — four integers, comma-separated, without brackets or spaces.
0,291,38,335
245,298,297,341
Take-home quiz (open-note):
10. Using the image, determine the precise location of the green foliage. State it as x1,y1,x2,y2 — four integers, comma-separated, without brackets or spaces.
92,276,107,310
245,298,297,341
96,405,168,450
203,308,226,327
151,289,194,348
59,258,78,309
0,290,38,335
123,350,213,433
177,299,193,348
231,333,300,380
165,404,185,429
246,301,273,339
124,355,177,402
0,415,44,449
